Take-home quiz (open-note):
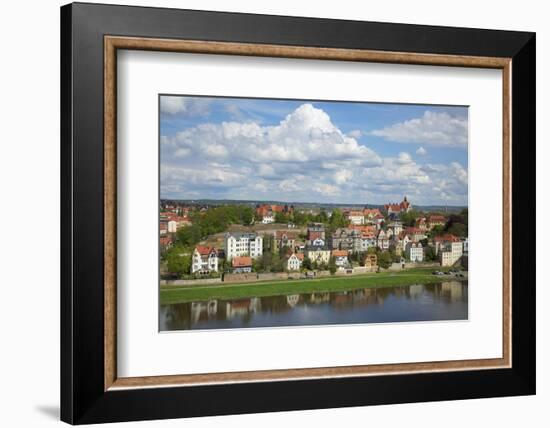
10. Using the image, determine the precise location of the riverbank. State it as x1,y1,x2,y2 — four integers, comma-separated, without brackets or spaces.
160,268,467,304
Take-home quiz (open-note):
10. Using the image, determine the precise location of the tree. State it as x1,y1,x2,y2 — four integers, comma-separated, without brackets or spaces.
329,208,348,229
274,212,289,224
176,225,202,247
430,225,445,237
328,256,337,275
424,245,437,262
302,257,312,270
377,251,393,269
400,210,420,227
165,246,191,277
447,222,467,238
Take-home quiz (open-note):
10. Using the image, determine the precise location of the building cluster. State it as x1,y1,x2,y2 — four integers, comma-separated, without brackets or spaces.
255,203,294,224
167,196,468,277
159,206,193,251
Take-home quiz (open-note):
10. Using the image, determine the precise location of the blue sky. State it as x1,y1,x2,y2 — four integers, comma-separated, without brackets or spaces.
160,95,468,206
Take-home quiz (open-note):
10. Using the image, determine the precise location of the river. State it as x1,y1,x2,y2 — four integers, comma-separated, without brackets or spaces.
160,280,468,331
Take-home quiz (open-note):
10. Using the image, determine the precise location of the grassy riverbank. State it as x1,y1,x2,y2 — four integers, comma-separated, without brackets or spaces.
160,268,467,304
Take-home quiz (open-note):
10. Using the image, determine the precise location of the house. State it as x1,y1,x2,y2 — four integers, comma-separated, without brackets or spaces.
427,214,446,230
434,234,463,266
406,242,424,262
167,219,178,233
364,254,378,271
377,229,390,250
309,237,326,247
374,213,385,229
328,228,362,252
415,217,428,231
232,256,253,273
305,246,331,265
286,253,304,271
160,235,173,251
387,220,404,236
363,208,382,221
261,213,275,224
404,227,427,241
391,233,411,256
273,231,297,251
331,250,349,267
159,222,167,236
360,233,377,251
225,232,263,260
191,246,219,274
255,203,294,218
346,210,365,225
307,223,325,241
349,224,376,235
384,196,412,215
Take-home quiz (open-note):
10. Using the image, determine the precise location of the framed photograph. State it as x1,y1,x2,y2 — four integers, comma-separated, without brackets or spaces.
61,2,535,424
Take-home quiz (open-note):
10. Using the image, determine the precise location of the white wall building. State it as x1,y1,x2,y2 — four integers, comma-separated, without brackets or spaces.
225,232,263,260
191,246,219,274
347,211,365,225
406,242,424,262
261,214,275,224
286,253,303,271
167,220,178,233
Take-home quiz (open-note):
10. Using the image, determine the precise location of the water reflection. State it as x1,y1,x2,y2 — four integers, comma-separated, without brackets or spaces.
160,281,468,331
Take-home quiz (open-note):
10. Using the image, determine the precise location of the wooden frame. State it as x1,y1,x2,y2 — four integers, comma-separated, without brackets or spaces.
62,2,535,424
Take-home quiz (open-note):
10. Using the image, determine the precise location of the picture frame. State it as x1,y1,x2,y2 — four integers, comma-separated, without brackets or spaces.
61,2,535,424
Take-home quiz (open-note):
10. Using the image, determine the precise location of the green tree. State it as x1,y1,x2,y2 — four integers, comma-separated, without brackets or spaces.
328,256,337,275
176,225,202,247
165,246,191,277
302,257,312,270
400,210,420,227
377,251,393,269
447,222,467,237
424,245,437,262
274,212,289,224
329,208,348,229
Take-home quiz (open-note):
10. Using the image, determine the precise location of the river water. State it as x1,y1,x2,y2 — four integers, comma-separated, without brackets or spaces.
160,281,468,331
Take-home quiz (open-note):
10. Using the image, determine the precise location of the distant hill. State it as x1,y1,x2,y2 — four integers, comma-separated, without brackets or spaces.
161,198,466,213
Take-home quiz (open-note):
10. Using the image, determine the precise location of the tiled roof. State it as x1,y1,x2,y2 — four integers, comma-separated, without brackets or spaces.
332,250,348,257
195,245,217,256
232,256,252,267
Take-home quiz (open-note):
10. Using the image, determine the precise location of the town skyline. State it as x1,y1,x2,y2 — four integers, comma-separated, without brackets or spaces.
160,197,467,209
161,96,468,205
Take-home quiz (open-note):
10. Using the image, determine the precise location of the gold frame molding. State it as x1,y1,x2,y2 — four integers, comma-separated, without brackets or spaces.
104,36,512,391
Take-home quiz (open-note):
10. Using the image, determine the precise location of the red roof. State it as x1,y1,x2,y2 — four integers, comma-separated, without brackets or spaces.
232,256,252,267
275,230,297,240
195,245,217,256
434,234,460,243
332,250,348,257
363,208,381,217
428,215,446,222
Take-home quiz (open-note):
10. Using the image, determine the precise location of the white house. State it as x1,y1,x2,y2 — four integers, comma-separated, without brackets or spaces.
191,246,219,274
331,250,349,267
225,232,263,260
406,242,424,262
377,229,390,250
167,220,178,233
286,253,304,271
261,214,275,224
346,210,365,225
361,235,377,251
310,237,326,247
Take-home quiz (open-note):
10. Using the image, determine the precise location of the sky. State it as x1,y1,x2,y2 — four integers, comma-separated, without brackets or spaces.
160,95,468,206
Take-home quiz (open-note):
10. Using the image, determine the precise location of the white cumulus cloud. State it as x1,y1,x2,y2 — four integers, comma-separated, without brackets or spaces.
371,111,468,147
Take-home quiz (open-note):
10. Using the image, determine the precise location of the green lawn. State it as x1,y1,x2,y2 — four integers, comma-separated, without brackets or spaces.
160,268,467,304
